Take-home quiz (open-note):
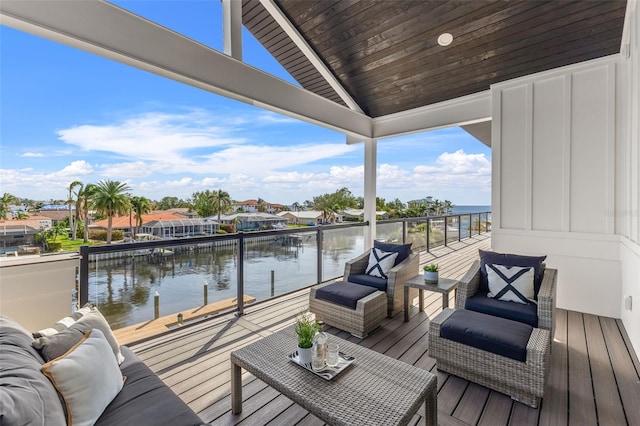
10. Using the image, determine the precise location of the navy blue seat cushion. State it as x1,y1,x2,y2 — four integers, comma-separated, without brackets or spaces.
374,241,412,266
347,274,387,291
440,309,533,362
465,293,538,327
479,249,546,298
97,347,203,426
315,281,378,309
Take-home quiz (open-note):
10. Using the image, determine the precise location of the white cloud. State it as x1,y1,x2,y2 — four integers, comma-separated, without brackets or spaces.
19,152,44,158
413,150,491,194
55,110,356,180
54,160,94,177
98,161,154,178
57,111,245,162
0,160,94,199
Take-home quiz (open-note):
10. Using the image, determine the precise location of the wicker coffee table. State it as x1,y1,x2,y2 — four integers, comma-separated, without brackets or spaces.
230,326,437,426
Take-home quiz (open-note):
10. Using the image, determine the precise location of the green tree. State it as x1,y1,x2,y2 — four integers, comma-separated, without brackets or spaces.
191,190,216,218
156,196,184,210
130,196,151,237
212,190,232,225
66,181,83,240
307,187,358,222
77,183,96,243
256,198,267,213
0,193,19,219
26,199,43,212
92,180,131,244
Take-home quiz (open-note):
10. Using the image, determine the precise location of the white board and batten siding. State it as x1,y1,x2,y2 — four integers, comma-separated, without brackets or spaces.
491,48,638,345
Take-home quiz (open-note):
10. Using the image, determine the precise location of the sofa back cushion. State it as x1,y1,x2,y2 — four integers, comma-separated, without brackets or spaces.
0,315,66,426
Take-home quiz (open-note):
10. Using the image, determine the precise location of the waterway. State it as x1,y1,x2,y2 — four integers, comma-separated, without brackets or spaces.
89,209,490,329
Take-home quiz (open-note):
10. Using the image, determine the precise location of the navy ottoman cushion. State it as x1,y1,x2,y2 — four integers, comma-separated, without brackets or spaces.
465,293,538,327
316,281,378,309
440,310,533,362
347,274,388,291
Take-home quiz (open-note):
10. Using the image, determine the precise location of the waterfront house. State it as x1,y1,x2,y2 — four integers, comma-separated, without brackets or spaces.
140,218,219,238
0,221,39,253
89,213,182,236
1,1,638,424
277,210,341,225
233,199,285,214
340,208,389,221
220,212,288,231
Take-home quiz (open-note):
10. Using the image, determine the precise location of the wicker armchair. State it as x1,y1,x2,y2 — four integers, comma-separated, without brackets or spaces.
455,260,557,342
344,251,419,317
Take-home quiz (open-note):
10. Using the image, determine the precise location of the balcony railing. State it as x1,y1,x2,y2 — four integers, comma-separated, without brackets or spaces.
78,212,490,329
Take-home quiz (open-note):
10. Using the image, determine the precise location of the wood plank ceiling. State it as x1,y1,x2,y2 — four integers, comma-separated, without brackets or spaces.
242,0,627,118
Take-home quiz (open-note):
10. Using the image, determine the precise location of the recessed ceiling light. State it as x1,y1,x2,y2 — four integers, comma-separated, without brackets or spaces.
438,33,453,47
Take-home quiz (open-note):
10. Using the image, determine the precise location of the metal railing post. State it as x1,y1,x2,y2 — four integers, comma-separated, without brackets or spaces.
402,221,407,244
236,232,244,316
316,227,323,284
426,218,430,252
79,245,89,307
444,216,448,247
458,215,462,242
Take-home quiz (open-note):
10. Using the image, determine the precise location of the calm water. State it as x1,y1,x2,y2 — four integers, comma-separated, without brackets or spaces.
89,210,490,329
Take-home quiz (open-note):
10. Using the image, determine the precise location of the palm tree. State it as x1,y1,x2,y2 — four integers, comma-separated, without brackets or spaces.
66,181,82,240
77,183,96,243
291,201,302,224
130,196,151,237
256,197,267,213
0,193,19,219
92,180,131,244
212,189,232,225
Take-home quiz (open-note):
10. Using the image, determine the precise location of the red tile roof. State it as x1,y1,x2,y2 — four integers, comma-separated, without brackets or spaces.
90,213,182,229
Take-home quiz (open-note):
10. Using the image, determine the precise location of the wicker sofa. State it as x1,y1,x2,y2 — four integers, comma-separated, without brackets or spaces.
455,257,557,344
344,244,419,317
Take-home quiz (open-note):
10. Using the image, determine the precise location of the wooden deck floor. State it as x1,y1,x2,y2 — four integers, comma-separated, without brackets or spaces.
129,234,640,425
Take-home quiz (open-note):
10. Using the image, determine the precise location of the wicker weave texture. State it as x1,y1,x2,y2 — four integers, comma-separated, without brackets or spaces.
429,308,550,408
309,282,387,337
344,251,419,317
231,326,437,426
455,260,557,345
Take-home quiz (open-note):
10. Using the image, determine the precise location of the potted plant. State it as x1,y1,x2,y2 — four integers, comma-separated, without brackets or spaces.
295,311,320,364
423,264,439,283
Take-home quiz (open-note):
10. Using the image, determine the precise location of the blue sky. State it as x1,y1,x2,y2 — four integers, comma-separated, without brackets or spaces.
0,1,491,206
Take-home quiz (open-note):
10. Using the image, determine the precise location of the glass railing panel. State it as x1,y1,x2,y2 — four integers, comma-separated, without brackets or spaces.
243,230,319,300
446,216,460,243
429,218,445,249
375,221,403,244
322,226,366,282
86,240,238,330
405,220,427,251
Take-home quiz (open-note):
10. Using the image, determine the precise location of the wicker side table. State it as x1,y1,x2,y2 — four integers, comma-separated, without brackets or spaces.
404,275,458,321
429,308,550,408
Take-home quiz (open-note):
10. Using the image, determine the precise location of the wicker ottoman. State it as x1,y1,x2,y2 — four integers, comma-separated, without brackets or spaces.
309,281,387,338
429,308,550,407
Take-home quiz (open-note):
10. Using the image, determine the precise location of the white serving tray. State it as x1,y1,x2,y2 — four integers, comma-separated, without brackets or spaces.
288,350,356,380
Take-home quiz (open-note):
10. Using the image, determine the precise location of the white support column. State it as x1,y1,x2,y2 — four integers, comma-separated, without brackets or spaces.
222,0,242,61
363,138,377,249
